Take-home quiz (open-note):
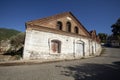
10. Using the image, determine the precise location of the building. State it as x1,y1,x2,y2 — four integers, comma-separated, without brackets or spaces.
23,12,101,61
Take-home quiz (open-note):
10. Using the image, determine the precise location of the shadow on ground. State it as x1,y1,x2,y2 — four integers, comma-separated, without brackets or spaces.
56,61,120,80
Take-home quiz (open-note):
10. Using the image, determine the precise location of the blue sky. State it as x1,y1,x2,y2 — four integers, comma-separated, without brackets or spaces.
0,0,120,34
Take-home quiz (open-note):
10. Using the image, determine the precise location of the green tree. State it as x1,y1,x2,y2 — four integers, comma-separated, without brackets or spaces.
9,32,25,56
10,32,25,48
98,33,107,43
111,18,120,40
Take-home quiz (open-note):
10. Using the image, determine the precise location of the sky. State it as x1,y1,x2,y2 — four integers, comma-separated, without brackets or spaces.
0,0,120,35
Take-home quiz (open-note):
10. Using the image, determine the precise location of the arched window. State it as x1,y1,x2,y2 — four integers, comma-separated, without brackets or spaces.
56,21,62,30
74,26,79,34
66,21,71,32
51,40,61,53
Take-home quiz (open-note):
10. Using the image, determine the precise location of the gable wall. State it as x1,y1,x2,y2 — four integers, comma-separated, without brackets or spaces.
32,16,88,36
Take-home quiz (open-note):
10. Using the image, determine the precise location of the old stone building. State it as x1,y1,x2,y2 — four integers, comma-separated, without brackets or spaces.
23,12,101,61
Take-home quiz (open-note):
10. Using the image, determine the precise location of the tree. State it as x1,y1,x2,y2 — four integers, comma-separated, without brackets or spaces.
98,33,108,43
111,18,120,40
7,32,25,56
10,32,25,48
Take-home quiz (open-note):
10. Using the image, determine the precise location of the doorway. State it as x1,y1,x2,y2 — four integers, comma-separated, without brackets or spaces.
75,40,84,58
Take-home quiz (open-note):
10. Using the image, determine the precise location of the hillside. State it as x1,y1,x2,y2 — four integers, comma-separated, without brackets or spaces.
0,28,21,41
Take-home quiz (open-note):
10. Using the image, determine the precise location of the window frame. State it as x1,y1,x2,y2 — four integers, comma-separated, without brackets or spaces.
50,39,61,54
56,21,63,30
66,21,71,32
74,26,79,34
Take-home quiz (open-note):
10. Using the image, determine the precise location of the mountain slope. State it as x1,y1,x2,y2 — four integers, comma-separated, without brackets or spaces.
0,28,21,41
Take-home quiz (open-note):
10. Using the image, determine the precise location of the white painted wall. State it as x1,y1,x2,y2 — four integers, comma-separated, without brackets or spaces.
23,30,101,60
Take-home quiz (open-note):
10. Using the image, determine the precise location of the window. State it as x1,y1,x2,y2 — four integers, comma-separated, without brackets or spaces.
66,21,71,32
74,26,79,34
51,40,61,53
56,21,62,30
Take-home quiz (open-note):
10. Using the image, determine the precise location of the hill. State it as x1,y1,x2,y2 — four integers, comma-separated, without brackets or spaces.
0,28,21,41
